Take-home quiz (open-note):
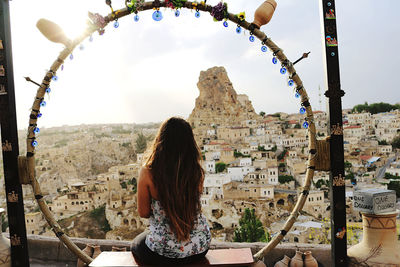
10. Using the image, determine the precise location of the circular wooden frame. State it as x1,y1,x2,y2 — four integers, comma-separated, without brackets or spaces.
25,1,318,264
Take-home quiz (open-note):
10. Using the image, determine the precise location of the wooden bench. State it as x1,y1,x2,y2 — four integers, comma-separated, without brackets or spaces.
89,248,255,267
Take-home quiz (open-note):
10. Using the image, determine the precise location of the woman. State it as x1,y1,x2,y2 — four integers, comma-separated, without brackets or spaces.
131,117,211,265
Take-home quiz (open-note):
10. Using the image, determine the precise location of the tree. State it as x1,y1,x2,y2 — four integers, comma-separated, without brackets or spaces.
294,123,301,129
215,162,226,173
388,181,400,198
233,208,268,242
277,149,287,161
352,102,400,114
135,132,147,153
278,175,295,184
392,135,400,149
259,111,266,117
378,140,388,145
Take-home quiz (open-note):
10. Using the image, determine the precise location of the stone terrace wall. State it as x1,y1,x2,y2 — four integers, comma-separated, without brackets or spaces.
27,235,332,266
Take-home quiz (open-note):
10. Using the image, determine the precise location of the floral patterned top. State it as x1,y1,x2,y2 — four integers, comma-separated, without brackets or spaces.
145,199,211,258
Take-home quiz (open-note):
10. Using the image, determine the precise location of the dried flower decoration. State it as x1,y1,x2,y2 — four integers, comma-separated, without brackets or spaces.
211,2,228,21
126,0,145,13
237,11,246,21
165,0,187,9
88,12,107,34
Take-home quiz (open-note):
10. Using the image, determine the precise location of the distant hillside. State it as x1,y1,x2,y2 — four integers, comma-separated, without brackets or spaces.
352,102,400,114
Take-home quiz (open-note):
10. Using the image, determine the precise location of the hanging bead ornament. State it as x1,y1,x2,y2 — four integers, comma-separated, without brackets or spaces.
61,65,64,71
195,10,201,18
288,79,294,86
249,35,255,42
152,9,163,21
261,45,267,52
52,75,58,81
272,57,278,64
280,67,287,74
175,9,180,17
295,92,300,98
37,113,42,118
134,14,140,21
300,107,306,114
114,20,119,28
89,35,93,42
303,121,309,129
31,140,38,147
45,87,51,93
70,54,73,60
33,127,40,134
236,25,242,34
223,20,228,27
40,101,46,107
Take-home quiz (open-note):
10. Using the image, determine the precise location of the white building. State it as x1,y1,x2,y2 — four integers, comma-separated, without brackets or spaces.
227,166,255,181
203,160,216,174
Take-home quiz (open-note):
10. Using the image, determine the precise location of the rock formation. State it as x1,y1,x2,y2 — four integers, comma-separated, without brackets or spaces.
188,66,260,128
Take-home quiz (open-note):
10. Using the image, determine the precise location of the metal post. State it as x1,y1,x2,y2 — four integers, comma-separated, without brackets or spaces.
320,1,347,266
0,1,30,266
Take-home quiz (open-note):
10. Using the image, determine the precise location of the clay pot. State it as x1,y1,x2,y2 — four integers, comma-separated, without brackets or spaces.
303,251,318,267
274,255,291,267
77,244,93,267
36,18,71,46
289,251,303,267
92,245,102,259
348,212,400,266
252,0,277,28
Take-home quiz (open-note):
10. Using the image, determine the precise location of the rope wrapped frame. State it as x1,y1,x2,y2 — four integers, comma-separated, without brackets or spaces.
23,1,322,264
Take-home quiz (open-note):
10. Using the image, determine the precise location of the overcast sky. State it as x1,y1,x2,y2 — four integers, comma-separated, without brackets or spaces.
8,0,400,129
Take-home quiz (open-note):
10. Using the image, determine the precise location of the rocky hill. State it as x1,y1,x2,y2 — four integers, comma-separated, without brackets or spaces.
188,66,260,128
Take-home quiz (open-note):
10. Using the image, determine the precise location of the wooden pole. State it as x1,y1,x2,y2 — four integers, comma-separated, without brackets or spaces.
0,1,30,266
320,1,347,266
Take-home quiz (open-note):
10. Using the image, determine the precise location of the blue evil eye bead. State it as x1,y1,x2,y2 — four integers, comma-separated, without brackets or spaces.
40,101,46,107
114,21,119,28
300,107,306,114
249,35,255,42
152,10,163,21
288,79,294,86
33,127,40,134
89,35,93,42
195,10,200,18
134,14,140,21
52,75,58,81
223,21,228,27
236,26,242,34
45,87,51,93
69,54,73,60
295,92,300,98
272,57,278,64
175,10,180,17
37,113,42,118
61,65,64,71
280,67,287,74
261,45,267,52
303,121,309,129
31,140,38,147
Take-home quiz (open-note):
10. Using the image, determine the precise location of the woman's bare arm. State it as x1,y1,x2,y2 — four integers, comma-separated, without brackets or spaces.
137,167,152,218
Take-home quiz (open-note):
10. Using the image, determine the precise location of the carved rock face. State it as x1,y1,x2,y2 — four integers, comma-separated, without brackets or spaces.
188,66,259,127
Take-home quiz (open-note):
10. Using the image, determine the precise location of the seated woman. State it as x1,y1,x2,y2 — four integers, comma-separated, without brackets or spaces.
131,117,211,265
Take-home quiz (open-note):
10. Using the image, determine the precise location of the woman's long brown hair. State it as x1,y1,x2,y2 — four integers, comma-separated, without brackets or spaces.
145,117,204,241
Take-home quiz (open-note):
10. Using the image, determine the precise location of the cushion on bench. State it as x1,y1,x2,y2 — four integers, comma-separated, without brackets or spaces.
89,248,254,267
